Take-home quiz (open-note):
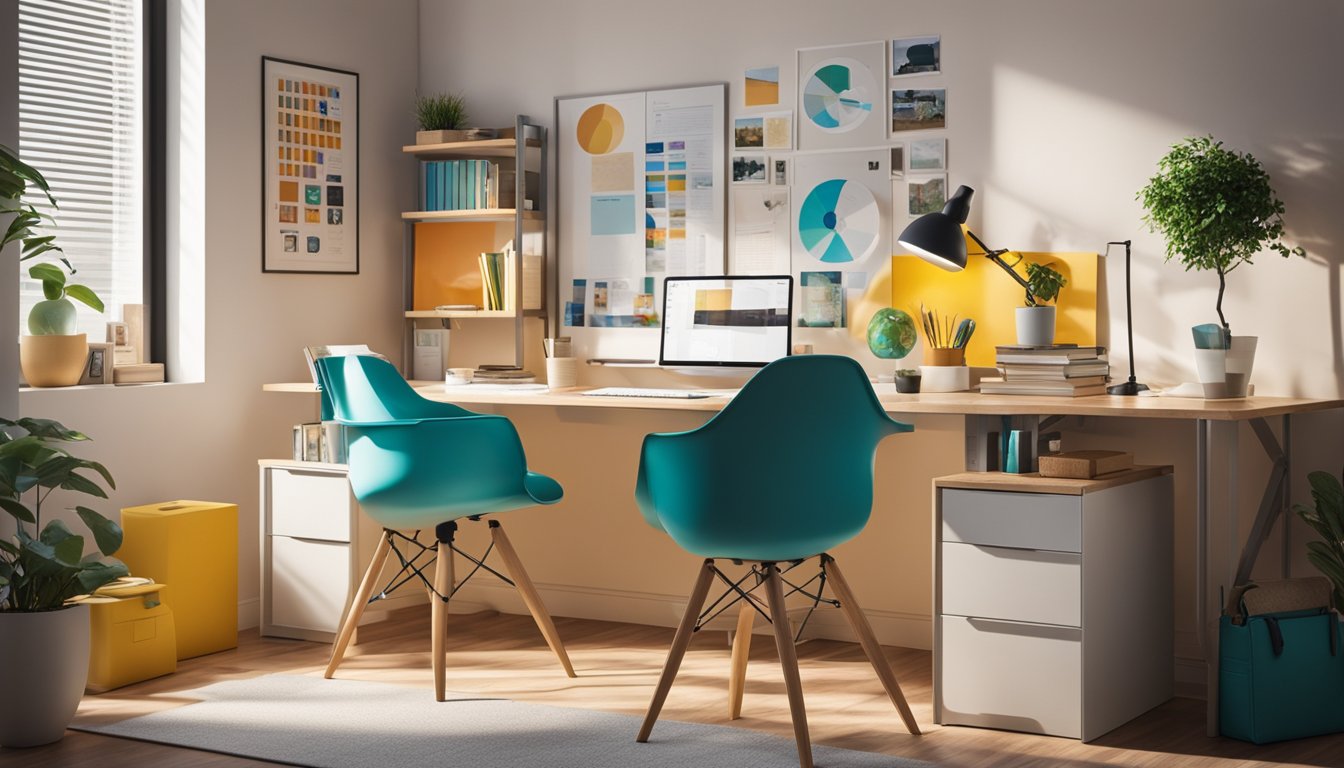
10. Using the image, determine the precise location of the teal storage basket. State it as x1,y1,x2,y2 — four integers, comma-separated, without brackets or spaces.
1219,610,1344,743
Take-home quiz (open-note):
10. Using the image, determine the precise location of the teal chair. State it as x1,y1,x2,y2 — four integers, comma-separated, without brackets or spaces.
634,355,921,768
315,355,574,701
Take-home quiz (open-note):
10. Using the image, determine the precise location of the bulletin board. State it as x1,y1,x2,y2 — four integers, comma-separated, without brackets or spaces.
890,238,1099,367
556,84,727,362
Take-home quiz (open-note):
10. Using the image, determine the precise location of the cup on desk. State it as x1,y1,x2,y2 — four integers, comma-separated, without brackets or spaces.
545,357,578,390
445,367,474,386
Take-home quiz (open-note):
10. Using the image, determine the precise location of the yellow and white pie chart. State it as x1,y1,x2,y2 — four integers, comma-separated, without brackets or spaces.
576,103,624,155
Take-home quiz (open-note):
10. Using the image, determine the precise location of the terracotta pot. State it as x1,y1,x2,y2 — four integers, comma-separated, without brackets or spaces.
922,347,966,366
19,333,88,387
0,605,91,747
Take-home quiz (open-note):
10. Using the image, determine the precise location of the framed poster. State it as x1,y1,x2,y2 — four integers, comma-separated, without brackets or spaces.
261,57,359,273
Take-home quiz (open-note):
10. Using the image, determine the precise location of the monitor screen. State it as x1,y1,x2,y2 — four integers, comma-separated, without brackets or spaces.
659,275,793,367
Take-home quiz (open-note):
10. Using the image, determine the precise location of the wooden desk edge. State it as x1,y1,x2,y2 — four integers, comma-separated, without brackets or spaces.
934,465,1174,495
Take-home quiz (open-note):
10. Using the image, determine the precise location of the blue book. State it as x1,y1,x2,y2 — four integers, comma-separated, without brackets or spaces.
425,162,437,210
467,160,477,209
442,161,453,210
456,160,467,210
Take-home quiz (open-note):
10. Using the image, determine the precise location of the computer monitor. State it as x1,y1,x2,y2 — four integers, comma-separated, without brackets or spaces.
659,275,793,367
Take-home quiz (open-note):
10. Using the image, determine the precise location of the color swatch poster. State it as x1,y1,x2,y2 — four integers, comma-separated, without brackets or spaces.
262,58,358,273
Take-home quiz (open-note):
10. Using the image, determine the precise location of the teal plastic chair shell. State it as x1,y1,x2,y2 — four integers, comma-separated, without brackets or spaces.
634,355,911,562
315,355,562,531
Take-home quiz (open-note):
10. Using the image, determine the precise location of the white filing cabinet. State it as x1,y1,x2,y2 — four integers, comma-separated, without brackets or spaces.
259,459,415,642
933,467,1174,741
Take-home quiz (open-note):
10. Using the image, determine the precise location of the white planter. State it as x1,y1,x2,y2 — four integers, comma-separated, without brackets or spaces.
0,605,91,747
1225,336,1258,397
1193,348,1229,399
1015,306,1056,347
920,365,970,392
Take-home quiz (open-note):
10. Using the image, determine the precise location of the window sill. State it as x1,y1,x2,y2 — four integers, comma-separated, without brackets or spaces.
19,381,198,393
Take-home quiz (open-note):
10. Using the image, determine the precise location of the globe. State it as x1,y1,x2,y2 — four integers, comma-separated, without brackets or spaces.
866,308,917,360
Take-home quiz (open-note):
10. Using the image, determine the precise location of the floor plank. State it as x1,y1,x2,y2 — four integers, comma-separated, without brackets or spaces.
2,607,1341,767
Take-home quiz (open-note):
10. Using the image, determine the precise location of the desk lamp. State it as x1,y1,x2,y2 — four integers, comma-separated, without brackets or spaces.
1104,239,1148,396
896,185,1034,304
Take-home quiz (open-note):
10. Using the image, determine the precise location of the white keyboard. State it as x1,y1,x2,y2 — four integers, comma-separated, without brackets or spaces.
581,387,711,400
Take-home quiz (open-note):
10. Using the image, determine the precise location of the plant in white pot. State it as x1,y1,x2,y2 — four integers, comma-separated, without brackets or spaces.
2,144,105,387
1016,261,1067,347
0,417,125,748
1138,135,1304,397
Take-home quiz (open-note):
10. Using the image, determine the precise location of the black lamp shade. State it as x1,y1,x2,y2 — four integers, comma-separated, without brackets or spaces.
897,185,975,272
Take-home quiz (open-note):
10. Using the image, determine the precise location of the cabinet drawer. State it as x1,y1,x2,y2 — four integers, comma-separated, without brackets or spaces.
269,536,350,634
941,542,1081,626
941,488,1080,552
940,615,1082,738
268,467,352,542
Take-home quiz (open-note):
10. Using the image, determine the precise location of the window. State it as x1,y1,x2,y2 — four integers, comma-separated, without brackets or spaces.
17,0,147,343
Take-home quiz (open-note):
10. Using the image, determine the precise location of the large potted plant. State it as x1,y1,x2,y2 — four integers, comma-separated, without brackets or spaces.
1138,135,1303,396
0,417,125,748
1016,261,1067,346
2,144,105,387
1294,469,1344,615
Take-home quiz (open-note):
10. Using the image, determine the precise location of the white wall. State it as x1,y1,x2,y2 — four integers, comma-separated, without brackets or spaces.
419,0,1344,684
18,0,418,626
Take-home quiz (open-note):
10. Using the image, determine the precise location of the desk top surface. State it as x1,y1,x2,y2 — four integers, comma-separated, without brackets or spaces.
263,381,1344,421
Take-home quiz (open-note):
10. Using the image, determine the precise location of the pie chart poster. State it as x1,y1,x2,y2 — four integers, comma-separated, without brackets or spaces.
796,41,887,151
792,150,890,272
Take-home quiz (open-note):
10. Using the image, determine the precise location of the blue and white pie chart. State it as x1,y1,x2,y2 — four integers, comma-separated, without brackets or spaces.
802,59,876,131
798,179,879,264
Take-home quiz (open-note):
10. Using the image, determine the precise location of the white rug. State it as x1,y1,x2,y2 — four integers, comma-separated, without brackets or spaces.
74,674,935,768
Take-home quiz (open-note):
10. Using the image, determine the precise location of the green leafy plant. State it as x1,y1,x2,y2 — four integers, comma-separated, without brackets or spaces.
895,368,920,377
415,93,469,132
0,417,126,612
1293,469,1344,614
1024,261,1067,306
1138,135,1304,332
1,143,104,335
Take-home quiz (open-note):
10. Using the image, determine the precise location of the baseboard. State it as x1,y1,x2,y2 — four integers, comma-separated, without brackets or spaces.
238,597,260,630
450,579,934,650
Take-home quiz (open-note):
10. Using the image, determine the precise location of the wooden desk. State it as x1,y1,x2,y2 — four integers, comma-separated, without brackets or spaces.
265,380,1343,734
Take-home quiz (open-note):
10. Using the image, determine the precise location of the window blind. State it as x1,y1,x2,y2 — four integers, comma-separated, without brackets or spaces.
17,0,143,340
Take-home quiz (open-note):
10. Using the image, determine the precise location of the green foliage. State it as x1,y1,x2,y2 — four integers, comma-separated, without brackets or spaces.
1,144,104,333
1294,469,1344,614
0,417,125,612
415,93,469,132
1138,135,1304,330
1024,262,1067,306
895,369,920,377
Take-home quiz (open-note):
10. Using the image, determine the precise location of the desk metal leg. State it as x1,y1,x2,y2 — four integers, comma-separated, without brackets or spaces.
1282,415,1292,579
1196,419,1215,736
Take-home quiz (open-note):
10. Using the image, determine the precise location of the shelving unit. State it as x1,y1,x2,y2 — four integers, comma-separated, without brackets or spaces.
401,115,548,373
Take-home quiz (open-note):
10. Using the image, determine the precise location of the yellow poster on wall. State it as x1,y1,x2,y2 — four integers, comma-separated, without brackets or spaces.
889,235,1098,367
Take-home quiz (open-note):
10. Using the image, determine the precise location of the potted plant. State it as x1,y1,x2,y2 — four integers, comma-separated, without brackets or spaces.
1293,469,1344,615
1016,261,1067,347
0,417,125,747
894,368,922,394
2,144,105,387
414,92,478,145
1138,135,1304,396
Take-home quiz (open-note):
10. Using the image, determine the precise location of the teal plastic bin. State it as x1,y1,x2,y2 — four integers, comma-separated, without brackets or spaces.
1219,610,1344,743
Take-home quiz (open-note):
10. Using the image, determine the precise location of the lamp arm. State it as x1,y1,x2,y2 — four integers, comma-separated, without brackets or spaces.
967,229,1034,304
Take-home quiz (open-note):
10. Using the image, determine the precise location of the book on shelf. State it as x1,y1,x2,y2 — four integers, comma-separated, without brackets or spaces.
477,249,543,312
1000,361,1111,379
979,377,1109,397
302,344,387,386
420,159,534,212
293,422,346,463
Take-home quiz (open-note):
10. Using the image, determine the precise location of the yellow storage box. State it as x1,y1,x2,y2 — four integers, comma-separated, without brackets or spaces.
84,582,176,693
119,500,238,659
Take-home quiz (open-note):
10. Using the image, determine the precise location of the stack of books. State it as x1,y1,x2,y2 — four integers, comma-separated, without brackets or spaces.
477,249,542,312
422,159,500,211
979,344,1109,396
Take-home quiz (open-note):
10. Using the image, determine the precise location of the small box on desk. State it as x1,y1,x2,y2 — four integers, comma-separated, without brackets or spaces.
1039,450,1133,479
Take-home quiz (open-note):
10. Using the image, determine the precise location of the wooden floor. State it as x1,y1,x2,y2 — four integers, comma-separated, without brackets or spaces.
4,606,1342,768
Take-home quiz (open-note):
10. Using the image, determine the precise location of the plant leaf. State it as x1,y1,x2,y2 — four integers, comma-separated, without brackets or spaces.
76,506,122,556
59,470,108,499
76,558,129,594
0,497,36,524
28,261,66,288
63,284,104,313
53,533,85,567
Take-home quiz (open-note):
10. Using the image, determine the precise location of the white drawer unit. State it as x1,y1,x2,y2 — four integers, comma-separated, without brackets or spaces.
259,460,418,642
933,467,1174,741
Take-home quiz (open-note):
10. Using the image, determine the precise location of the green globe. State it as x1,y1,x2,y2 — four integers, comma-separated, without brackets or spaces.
866,307,917,360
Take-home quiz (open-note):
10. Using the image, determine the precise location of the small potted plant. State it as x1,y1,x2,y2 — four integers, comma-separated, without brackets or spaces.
1016,261,1067,346
894,368,922,394
0,417,125,747
1138,135,1303,396
414,92,482,144
2,144,105,387
1293,469,1344,615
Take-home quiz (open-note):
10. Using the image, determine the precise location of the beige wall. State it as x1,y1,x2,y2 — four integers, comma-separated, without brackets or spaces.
420,0,1344,686
16,0,419,627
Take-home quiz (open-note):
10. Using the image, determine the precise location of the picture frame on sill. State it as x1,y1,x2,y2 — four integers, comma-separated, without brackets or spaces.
79,342,114,385
261,56,359,274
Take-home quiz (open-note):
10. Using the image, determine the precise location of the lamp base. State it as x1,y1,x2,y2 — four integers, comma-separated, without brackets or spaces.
1107,379,1150,396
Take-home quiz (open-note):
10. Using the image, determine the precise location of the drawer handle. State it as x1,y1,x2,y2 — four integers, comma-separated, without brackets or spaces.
278,468,344,478
965,617,1081,641
271,534,349,545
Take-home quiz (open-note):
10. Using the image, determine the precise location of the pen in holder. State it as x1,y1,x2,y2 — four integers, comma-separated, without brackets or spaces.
917,304,973,392
543,337,577,389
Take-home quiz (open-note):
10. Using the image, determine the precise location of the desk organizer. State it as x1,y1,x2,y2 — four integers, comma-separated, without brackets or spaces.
921,365,969,392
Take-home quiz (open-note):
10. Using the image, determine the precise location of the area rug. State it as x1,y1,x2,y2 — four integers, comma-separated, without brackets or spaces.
73,674,934,768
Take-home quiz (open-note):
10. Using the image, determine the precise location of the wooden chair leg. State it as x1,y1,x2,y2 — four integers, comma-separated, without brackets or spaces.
728,600,756,720
431,538,454,702
765,563,814,768
637,559,716,742
823,554,921,735
324,530,392,679
489,521,577,678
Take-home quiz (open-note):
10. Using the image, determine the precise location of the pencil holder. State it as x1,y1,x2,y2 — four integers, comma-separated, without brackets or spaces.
923,347,966,366
545,357,578,389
